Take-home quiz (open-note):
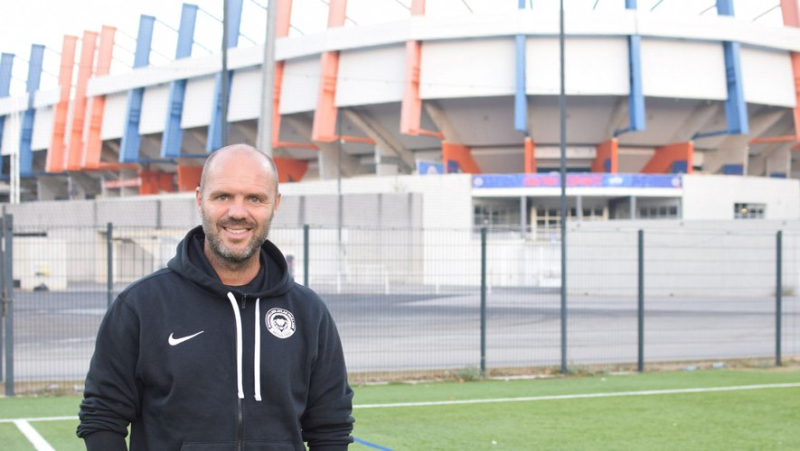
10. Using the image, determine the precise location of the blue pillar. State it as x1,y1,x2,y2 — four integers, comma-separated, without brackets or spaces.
514,0,527,133
161,3,199,158
120,15,156,163
19,45,44,177
615,0,645,136
0,53,14,175
207,0,243,152
627,34,645,131
718,0,748,135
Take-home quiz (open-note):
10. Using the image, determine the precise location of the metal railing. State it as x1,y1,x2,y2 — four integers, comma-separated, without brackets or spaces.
1,217,798,394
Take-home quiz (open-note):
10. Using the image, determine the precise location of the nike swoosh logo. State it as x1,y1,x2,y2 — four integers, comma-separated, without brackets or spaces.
168,331,204,346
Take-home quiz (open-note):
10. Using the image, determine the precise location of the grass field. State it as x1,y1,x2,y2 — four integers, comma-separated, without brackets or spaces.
1,368,799,450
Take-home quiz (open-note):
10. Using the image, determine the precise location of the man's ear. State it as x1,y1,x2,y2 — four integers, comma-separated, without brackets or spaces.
274,192,282,213
195,187,202,212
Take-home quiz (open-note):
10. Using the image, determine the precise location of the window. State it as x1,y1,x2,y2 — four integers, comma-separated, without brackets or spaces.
473,201,521,229
638,203,679,220
734,203,765,219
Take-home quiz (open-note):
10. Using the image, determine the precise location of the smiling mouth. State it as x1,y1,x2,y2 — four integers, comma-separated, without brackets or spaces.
221,224,252,237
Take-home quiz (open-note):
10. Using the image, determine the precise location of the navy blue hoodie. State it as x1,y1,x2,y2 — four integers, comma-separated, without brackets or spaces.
78,226,354,450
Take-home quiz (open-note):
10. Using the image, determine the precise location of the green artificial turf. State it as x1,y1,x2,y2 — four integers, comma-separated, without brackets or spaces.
0,368,798,450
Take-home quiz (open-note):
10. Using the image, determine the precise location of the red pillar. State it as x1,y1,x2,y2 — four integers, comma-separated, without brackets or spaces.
82,26,116,169
400,0,426,136
45,35,78,173
311,0,347,142
272,0,293,148
65,30,98,171
524,137,536,173
641,142,693,174
781,0,800,141
592,138,618,173
274,157,309,182
442,142,481,174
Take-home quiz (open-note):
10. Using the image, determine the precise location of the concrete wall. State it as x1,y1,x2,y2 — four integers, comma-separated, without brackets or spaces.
682,175,800,220
14,237,68,290
4,173,799,296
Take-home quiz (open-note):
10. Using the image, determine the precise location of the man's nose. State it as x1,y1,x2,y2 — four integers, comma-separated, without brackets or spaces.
227,198,248,219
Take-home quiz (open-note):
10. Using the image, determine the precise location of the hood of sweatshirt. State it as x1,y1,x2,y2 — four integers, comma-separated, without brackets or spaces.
168,225,294,299
167,226,297,403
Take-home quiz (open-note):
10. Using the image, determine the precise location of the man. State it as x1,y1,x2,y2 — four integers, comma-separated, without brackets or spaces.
78,144,354,450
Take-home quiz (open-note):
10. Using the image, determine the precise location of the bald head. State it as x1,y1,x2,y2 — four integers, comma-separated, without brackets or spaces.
199,144,279,197
195,144,282,278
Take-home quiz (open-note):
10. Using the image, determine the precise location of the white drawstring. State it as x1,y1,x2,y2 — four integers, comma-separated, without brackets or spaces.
226,292,245,399
254,298,262,401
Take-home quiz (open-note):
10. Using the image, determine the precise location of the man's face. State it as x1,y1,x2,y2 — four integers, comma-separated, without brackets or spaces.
196,152,281,265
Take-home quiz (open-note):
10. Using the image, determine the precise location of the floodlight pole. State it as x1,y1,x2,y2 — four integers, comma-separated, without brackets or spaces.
559,0,568,376
257,0,278,156
221,0,229,148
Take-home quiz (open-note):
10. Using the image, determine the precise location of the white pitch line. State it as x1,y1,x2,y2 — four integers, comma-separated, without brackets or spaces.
2,382,799,427
12,420,56,451
0,416,77,423
353,382,800,409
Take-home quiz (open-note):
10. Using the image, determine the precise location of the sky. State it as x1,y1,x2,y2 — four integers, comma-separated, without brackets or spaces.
0,0,786,97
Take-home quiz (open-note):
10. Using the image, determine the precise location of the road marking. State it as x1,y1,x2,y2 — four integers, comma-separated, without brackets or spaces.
13,420,55,451
353,382,800,409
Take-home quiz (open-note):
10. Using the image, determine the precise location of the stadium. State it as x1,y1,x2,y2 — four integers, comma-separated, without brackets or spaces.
0,1,800,449
0,0,798,223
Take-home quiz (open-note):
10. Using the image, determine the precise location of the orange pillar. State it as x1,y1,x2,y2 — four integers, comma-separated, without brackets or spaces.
176,165,203,192
274,157,309,182
592,138,618,173
781,0,800,141
65,30,98,171
442,142,481,174
524,137,536,173
139,170,157,195
400,0,426,135
158,172,175,192
45,35,78,173
271,0,293,148
311,0,347,142
138,170,175,195
641,142,693,174
82,26,116,169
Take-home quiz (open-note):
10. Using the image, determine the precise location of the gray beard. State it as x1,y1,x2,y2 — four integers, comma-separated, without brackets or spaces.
201,213,270,265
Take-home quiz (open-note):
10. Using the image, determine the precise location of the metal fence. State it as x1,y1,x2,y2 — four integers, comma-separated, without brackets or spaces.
1,216,799,394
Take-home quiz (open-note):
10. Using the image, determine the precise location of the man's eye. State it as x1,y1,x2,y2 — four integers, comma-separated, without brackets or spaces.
249,197,263,203
216,194,229,201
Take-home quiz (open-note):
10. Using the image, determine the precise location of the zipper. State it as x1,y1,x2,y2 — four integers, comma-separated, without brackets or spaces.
227,292,246,450
236,397,244,451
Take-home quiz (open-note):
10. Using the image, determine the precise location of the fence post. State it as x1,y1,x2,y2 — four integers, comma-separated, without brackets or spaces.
480,227,487,377
0,212,4,383
107,223,114,308
3,214,14,396
776,230,782,367
303,224,309,287
638,229,644,373
0,212,4,382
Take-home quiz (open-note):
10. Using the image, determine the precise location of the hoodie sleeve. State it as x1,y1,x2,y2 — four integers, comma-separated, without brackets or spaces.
301,305,354,450
77,294,142,446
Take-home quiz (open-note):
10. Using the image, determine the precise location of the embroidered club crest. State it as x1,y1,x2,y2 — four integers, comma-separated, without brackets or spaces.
265,308,296,339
